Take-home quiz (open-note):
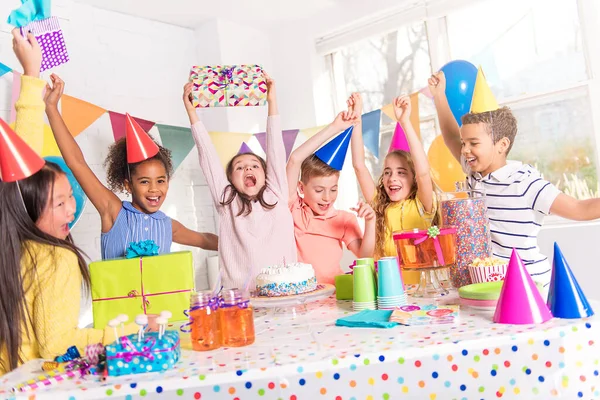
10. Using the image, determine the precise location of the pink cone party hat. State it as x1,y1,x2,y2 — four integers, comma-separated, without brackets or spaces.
493,249,553,324
388,122,410,153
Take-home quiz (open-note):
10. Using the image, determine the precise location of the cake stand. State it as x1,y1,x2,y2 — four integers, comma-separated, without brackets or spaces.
249,284,335,309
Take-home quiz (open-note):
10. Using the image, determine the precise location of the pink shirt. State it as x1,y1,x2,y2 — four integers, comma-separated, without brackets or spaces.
289,196,362,284
192,116,297,289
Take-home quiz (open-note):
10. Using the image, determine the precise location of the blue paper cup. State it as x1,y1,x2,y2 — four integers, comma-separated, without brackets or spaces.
377,257,404,297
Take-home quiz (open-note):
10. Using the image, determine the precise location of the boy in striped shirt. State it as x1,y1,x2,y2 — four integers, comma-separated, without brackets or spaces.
428,69,600,294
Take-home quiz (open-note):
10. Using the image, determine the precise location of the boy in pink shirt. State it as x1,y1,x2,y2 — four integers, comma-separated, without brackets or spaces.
286,108,376,284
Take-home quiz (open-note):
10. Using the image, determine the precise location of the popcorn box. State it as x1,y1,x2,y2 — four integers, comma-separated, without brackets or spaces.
189,65,267,107
468,264,507,283
105,331,180,376
90,252,194,328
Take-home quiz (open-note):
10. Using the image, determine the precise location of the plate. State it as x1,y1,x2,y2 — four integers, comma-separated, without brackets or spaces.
249,284,335,308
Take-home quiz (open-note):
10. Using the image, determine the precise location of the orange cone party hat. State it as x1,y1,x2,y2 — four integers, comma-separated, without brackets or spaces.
470,66,499,114
0,118,45,182
125,113,159,163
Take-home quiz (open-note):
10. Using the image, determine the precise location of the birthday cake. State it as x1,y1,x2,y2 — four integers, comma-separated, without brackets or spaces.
256,262,317,297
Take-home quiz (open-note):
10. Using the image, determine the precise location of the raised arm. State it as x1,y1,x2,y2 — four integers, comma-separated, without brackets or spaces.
44,75,123,232
172,219,218,250
429,72,462,162
183,83,229,207
550,193,600,221
286,111,355,202
348,93,377,201
393,95,434,212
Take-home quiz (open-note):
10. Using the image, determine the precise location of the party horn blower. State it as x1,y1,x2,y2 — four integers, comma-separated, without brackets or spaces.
11,365,86,392
547,243,594,319
493,249,552,324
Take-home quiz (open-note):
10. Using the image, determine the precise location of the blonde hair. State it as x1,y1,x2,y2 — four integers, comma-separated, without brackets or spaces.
300,154,339,184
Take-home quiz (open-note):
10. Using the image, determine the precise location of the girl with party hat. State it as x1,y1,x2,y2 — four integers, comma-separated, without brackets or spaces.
0,34,137,375
349,93,439,285
183,73,297,289
44,77,218,259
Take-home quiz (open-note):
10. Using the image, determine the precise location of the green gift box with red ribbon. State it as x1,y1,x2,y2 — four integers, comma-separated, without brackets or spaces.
90,251,194,329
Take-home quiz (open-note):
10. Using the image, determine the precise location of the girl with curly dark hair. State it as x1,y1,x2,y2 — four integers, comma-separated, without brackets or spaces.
44,75,218,260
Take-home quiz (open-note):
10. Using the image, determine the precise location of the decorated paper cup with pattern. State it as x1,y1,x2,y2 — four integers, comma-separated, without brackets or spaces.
468,257,508,283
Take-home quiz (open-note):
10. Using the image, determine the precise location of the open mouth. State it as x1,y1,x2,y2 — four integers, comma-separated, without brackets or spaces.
388,185,402,194
465,156,477,167
317,203,330,212
244,174,257,188
146,196,161,206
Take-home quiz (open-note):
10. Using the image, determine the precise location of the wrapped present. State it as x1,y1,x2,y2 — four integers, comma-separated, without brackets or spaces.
105,331,180,376
189,65,267,107
90,251,194,329
20,17,69,72
393,226,457,269
334,275,353,300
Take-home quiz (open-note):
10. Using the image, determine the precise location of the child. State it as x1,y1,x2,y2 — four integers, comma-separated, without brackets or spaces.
44,75,218,259
349,93,438,284
286,105,376,284
183,73,297,289
0,30,136,375
428,70,600,291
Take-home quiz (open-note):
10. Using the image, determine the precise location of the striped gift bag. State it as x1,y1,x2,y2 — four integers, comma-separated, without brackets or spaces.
20,17,69,72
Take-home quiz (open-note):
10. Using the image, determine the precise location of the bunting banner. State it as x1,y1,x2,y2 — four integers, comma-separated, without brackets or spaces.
208,131,254,168
361,109,381,158
0,62,11,77
10,122,61,157
254,129,299,161
155,124,195,171
409,92,421,139
108,111,156,142
61,95,106,137
298,125,327,139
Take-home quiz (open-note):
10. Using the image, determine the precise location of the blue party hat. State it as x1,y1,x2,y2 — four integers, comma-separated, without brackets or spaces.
547,243,594,319
314,126,353,171
238,142,252,155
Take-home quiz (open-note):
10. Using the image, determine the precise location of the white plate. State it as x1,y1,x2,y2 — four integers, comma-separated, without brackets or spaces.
250,283,335,308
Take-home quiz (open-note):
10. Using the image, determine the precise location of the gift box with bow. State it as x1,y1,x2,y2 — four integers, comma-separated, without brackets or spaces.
189,65,267,107
90,251,194,329
393,226,457,269
105,331,180,376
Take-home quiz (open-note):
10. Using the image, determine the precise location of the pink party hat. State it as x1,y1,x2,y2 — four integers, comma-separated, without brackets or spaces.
388,122,410,153
493,249,553,324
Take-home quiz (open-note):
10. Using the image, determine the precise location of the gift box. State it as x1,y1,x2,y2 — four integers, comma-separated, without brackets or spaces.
105,331,180,376
90,251,194,329
334,275,353,300
189,65,267,108
20,17,69,72
393,227,457,269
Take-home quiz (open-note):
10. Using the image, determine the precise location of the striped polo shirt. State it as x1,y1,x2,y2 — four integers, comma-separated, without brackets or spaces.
100,201,173,260
464,160,561,287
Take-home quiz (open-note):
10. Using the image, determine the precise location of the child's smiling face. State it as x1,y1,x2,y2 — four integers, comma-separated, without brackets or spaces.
229,154,266,198
460,122,507,177
125,159,169,213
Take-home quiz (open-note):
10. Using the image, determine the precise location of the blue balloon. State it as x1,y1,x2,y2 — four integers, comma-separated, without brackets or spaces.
44,156,87,229
439,60,478,127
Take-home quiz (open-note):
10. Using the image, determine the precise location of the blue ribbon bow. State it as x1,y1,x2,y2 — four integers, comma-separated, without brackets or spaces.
125,240,159,259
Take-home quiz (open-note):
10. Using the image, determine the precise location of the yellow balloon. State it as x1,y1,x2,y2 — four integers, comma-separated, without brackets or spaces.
427,135,466,192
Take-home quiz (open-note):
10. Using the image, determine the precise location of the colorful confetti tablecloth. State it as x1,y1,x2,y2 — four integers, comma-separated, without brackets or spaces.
1,294,598,399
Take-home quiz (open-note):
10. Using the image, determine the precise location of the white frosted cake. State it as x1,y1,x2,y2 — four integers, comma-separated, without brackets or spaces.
256,262,318,297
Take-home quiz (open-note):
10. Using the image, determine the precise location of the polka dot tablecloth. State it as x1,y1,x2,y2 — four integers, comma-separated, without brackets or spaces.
1,295,599,399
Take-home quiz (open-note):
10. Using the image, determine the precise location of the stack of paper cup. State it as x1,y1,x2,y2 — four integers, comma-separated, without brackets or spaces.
353,264,376,311
376,257,407,309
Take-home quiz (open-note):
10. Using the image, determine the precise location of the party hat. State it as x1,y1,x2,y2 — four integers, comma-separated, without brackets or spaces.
547,243,594,319
238,142,252,155
125,113,159,163
470,66,499,114
314,125,353,171
0,118,45,182
388,122,410,153
493,249,552,324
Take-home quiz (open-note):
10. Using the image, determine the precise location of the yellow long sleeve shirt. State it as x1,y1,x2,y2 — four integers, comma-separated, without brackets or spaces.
14,74,46,155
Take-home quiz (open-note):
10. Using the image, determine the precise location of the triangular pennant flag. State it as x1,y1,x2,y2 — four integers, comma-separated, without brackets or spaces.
299,125,327,139
381,103,395,121
238,142,252,154
108,111,156,142
314,126,353,171
419,86,434,99
10,121,61,157
156,124,195,171
409,92,421,139
470,66,499,113
389,123,410,153
0,62,11,77
61,95,106,137
254,129,299,161
361,109,381,158
208,131,254,168
125,113,159,163
0,118,45,182
10,71,21,123
547,243,594,319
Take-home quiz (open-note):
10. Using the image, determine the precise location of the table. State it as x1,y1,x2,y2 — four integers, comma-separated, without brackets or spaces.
1,294,599,400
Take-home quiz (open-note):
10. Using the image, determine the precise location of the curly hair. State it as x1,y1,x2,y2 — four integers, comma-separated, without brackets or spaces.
461,106,518,155
220,153,277,217
103,137,174,193
372,150,440,259
300,154,339,183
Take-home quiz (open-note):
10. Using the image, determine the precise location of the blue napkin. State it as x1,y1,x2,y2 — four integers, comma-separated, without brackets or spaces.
336,310,398,329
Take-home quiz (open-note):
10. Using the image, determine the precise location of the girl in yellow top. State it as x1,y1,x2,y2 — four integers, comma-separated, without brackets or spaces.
0,30,135,375
349,93,437,284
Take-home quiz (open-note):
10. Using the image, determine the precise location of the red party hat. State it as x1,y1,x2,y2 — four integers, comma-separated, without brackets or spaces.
0,118,45,182
125,113,159,163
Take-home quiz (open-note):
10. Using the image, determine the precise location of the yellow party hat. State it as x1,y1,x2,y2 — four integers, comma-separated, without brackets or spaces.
470,66,499,113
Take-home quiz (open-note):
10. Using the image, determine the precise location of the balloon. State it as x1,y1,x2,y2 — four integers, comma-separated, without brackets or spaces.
439,60,478,127
44,156,87,229
427,135,466,192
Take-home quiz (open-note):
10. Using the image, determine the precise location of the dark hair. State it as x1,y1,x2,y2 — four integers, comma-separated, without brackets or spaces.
103,137,174,193
461,106,518,155
0,162,89,372
300,154,340,184
220,153,276,217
